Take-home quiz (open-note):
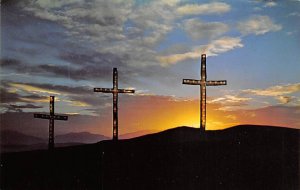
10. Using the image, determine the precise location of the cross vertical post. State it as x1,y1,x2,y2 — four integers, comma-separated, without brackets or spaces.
94,68,135,141
183,54,227,132
200,55,207,131
113,68,118,140
49,96,55,149
34,96,68,150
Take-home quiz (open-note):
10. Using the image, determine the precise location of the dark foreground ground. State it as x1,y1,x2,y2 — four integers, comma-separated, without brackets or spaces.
1,125,299,190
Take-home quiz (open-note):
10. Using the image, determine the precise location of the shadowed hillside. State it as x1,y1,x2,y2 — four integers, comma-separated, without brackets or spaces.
1,125,299,190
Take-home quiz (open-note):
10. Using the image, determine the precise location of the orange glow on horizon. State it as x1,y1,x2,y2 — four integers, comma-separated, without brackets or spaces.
81,95,299,137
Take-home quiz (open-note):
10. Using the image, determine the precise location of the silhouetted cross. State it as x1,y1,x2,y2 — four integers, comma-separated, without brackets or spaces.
34,96,68,150
183,54,227,132
94,68,135,140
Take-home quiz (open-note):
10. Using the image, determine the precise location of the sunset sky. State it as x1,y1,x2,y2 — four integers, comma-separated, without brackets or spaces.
1,0,300,138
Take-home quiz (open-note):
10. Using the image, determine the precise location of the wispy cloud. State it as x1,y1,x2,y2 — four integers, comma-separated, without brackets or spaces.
209,95,252,104
158,37,243,65
208,95,252,111
183,18,229,40
9,83,61,95
158,51,199,66
288,12,300,17
264,2,277,7
237,15,282,35
243,83,300,105
3,104,43,112
177,2,231,16
243,83,300,96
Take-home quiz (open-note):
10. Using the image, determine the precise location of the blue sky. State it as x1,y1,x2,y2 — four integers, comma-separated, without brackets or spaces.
1,0,300,137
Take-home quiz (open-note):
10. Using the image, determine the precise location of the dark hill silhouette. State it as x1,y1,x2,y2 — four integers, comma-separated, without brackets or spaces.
119,129,158,139
1,125,299,190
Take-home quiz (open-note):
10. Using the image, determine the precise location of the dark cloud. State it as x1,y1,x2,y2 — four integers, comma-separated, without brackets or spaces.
0,59,103,81
1,0,179,90
0,59,21,68
0,58,137,82
3,104,43,112
59,51,128,67
0,86,47,112
0,85,47,104
0,81,112,113
0,56,175,90
4,80,93,95
0,88,21,103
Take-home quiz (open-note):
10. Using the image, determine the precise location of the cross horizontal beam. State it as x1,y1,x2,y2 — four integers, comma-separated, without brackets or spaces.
94,88,135,93
206,80,227,86
94,88,113,93
34,113,68,120
183,79,227,86
118,89,135,93
183,79,201,85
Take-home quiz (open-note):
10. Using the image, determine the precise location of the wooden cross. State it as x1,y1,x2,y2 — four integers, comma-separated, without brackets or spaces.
183,54,227,132
34,96,68,150
94,68,135,140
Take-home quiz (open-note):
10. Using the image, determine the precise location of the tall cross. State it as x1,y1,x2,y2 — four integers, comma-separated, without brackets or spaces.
94,68,135,141
183,54,227,132
34,96,68,150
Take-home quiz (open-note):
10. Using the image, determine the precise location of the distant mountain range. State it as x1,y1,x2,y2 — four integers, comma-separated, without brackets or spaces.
55,132,109,144
0,130,109,152
0,130,45,145
0,129,157,152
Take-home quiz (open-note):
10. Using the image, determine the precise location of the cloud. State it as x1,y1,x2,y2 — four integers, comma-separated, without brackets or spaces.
0,58,129,82
158,37,243,65
243,83,300,105
264,2,277,7
22,0,132,42
201,37,243,56
243,83,300,96
2,0,180,86
288,12,300,17
237,15,282,35
0,86,49,104
3,104,43,112
183,19,229,40
33,0,82,9
177,2,231,16
0,88,21,103
9,83,61,95
19,95,50,103
1,81,116,115
158,52,199,66
0,86,49,112
209,95,252,105
4,81,93,96
276,96,294,104
208,95,252,111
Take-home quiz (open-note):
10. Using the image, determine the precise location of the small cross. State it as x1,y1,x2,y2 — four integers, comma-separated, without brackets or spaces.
183,54,227,132
94,68,135,140
34,96,68,150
